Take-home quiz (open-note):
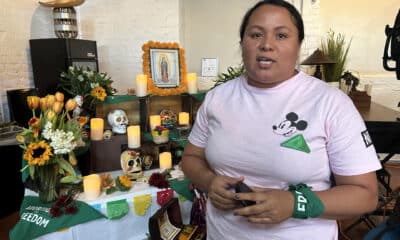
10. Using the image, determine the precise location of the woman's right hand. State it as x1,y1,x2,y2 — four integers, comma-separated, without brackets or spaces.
207,175,243,210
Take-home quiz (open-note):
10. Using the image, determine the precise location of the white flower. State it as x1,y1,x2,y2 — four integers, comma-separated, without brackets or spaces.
69,66,74,72
90,82,99,88
42,122,54,140
49,129,77,154
78,75,84,82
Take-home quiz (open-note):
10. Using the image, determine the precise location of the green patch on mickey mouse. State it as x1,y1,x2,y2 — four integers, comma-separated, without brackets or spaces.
280,134,310,153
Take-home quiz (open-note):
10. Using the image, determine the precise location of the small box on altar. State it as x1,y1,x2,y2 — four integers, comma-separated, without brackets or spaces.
148,198,206,240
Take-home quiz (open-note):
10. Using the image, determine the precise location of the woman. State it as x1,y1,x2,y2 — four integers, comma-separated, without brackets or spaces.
181,0,381,239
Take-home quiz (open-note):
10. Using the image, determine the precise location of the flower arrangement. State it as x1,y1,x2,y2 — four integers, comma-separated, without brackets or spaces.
59,66,116,115
17,92,86,203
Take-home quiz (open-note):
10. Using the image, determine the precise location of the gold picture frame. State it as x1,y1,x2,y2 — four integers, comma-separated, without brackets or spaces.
142,41,187,96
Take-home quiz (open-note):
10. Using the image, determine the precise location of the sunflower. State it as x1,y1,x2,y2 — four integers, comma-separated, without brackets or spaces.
23,140,53,166
116,175,132,191
90,86,107,101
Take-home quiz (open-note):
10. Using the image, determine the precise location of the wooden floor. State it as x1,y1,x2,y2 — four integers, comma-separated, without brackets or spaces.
1,163,399,240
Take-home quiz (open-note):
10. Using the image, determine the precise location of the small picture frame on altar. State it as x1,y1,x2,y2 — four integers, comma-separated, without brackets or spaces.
149,198,183,240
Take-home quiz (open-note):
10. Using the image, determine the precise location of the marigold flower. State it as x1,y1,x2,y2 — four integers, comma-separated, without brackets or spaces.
65,99,77,111
91,86,107,101
101,173,114,189
119,175,132,188
46,95,56,108
27,96,40,110
52,101,64,114
55,91,64,102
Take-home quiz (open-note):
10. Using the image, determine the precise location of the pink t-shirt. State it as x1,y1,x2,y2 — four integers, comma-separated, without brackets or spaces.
188,71,381,240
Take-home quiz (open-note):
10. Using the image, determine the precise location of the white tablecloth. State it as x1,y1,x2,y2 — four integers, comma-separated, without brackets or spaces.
26,170,192,240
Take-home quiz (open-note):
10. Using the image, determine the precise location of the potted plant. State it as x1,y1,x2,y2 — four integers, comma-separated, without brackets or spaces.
321,29,352,83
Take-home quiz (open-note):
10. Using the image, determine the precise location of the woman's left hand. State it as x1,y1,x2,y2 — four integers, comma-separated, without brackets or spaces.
233,189,294,224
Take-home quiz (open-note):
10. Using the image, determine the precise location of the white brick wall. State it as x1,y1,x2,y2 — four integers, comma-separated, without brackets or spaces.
0,0,180,122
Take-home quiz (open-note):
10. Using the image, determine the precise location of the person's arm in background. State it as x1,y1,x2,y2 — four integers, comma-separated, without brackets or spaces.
181,142,241,210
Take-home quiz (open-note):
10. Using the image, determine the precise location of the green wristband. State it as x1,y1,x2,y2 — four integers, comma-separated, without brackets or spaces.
289,183,325,219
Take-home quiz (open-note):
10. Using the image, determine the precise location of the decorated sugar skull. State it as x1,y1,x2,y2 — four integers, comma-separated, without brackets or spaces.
120,149,143,180
107,109,128,134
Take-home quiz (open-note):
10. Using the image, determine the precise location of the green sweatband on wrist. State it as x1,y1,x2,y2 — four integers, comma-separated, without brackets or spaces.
289,183,325,219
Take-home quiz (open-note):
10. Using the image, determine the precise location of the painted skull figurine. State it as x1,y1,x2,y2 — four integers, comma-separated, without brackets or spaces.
107,109,128,134
120,149,143,180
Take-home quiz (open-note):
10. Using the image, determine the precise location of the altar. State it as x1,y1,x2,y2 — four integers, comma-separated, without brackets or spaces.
12,170,192,240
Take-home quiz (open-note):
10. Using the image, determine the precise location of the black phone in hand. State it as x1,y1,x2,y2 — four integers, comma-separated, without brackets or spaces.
235,182,256,207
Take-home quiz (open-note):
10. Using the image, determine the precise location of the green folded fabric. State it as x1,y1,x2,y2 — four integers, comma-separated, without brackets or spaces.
10,196,105,240
169,178,193,201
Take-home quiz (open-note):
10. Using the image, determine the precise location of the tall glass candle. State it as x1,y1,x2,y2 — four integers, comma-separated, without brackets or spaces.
127,125,141,148
136,74,147,97
149,115,161,130
83,174,101,200
178,112,189,125
187,73,198,94
90,118,104,141
159,152,172,170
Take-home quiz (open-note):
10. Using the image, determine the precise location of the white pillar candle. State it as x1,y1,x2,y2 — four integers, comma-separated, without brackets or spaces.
149,115,161,130
178,112,189,125
159,152,172,170
186,73,198,94
90,118,104,141
83,174,101,200
135,74,147,97
127,125,141,148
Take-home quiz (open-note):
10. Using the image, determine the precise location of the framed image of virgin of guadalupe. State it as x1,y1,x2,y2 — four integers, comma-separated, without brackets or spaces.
142,41,187,96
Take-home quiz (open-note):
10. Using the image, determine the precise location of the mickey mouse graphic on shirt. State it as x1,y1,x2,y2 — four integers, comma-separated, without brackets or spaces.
273,112,311,153
273,112,308,137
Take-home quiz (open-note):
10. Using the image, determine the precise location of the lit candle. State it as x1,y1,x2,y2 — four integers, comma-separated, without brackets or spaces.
149,115,161,130
90,118,104,141
187,73,198,94
178,112,189,125
159,152,172,170
135,74,147,97
127,125,141,148
83,174,101,200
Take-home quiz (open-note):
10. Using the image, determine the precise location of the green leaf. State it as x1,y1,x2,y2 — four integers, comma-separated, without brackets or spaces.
29,165,35,179
60,175,81,183
56,157,76,176
106,186,117,195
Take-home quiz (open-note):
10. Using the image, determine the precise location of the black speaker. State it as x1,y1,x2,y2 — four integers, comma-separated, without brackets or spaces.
6,88,39,127
30,38,98,97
